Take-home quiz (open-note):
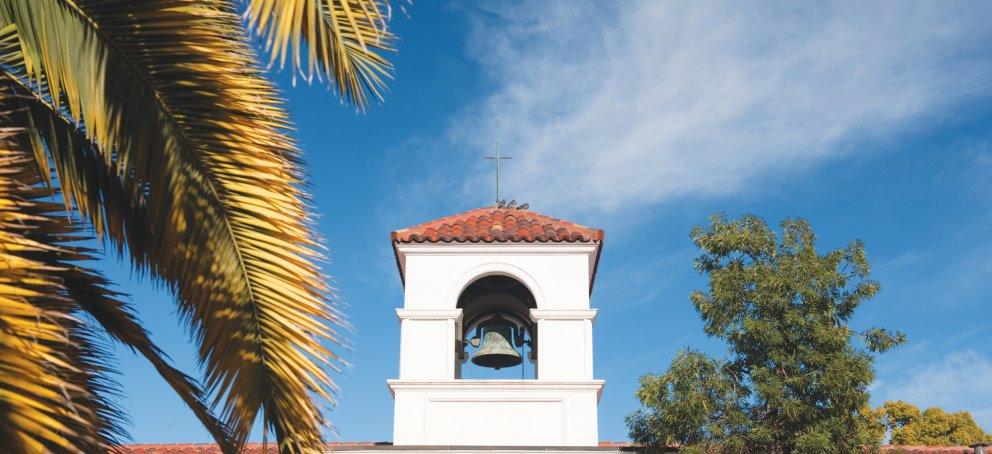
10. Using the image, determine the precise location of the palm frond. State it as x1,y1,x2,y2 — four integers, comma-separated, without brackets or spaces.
0,21,148,258
62,254,236,452
0,60,234,450
0,1,342,451
245,0,395,107
0,125,125,453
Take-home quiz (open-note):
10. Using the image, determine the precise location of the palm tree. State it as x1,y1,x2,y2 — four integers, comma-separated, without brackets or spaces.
0,1,392,452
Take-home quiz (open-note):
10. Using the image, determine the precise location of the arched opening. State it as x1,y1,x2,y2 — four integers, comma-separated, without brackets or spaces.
456,275,536,379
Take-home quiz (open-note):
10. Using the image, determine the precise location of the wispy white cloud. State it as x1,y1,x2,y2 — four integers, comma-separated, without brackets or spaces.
594,246,693,311
878,349,992,431
446,1,992,215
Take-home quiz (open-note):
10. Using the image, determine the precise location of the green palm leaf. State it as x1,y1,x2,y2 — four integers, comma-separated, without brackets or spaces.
62,253,236,453
0,33,233,448
0,125,126,453
0,1,343,451
246,0,394,107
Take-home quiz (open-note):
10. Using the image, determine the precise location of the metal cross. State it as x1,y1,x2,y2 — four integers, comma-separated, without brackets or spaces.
484,141,511,206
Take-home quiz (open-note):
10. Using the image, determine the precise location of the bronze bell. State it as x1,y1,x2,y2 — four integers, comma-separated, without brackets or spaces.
471,321,522,370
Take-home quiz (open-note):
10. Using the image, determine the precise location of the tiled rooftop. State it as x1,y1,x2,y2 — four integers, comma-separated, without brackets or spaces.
121,442,639,452
879,447,978,454
391,207,604,244
122,442,384,453
119,444,982,453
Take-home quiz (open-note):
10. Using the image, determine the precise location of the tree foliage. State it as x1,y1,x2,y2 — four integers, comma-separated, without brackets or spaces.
628,214,905,453
0,0,394,452
627,351,750,453
861,401,991,446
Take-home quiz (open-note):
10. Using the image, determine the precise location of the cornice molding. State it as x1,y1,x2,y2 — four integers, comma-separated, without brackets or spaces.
529,309,598,322
395,243,599,256
395,309,463,321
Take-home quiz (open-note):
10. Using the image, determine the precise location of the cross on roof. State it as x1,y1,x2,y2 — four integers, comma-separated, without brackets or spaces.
483,141,511,207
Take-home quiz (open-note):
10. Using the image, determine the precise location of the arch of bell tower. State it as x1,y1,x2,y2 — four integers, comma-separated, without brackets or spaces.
446,262,546,310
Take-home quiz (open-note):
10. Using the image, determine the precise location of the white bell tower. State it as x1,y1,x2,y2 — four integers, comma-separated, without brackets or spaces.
387,207,606,447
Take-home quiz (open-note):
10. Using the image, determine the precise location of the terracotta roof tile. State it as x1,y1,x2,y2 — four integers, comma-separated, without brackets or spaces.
120,443,982,453
597,441,635,447
121,442,384,453
391,207,604,244
880,447,976,453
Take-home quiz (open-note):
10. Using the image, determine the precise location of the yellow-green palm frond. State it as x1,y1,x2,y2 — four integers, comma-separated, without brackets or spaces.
62,249,236,452
0,127,126,453
245,0,395,107
0,75,235,451
0,1,342,451
0,22,148,259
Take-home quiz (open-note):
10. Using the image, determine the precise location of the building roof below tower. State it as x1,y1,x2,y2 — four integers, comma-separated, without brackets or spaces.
121,441,647,453
120,443,982,453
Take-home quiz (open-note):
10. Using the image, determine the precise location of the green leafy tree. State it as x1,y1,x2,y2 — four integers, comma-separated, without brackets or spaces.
863,401,992,446
857,404,888,447
628,214,905,454
627,351,750,453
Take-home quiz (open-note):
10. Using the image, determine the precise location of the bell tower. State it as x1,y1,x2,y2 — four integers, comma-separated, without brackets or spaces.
388,207,605,447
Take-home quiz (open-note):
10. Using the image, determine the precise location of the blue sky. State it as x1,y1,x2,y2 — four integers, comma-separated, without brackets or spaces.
102,1,992,443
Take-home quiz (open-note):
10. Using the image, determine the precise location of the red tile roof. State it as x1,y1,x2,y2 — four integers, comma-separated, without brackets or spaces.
391,207,604,244
880,447,976,453
118,444,982,453
121,442,382,453
597,441,635,448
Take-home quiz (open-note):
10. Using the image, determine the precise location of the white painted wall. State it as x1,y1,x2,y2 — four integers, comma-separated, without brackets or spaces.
390,242,604,447
388,380,604,446
396,310,462,380
531,310,597,380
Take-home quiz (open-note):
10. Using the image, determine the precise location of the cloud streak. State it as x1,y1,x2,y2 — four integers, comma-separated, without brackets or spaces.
878,349,992,431
449,1,992,214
